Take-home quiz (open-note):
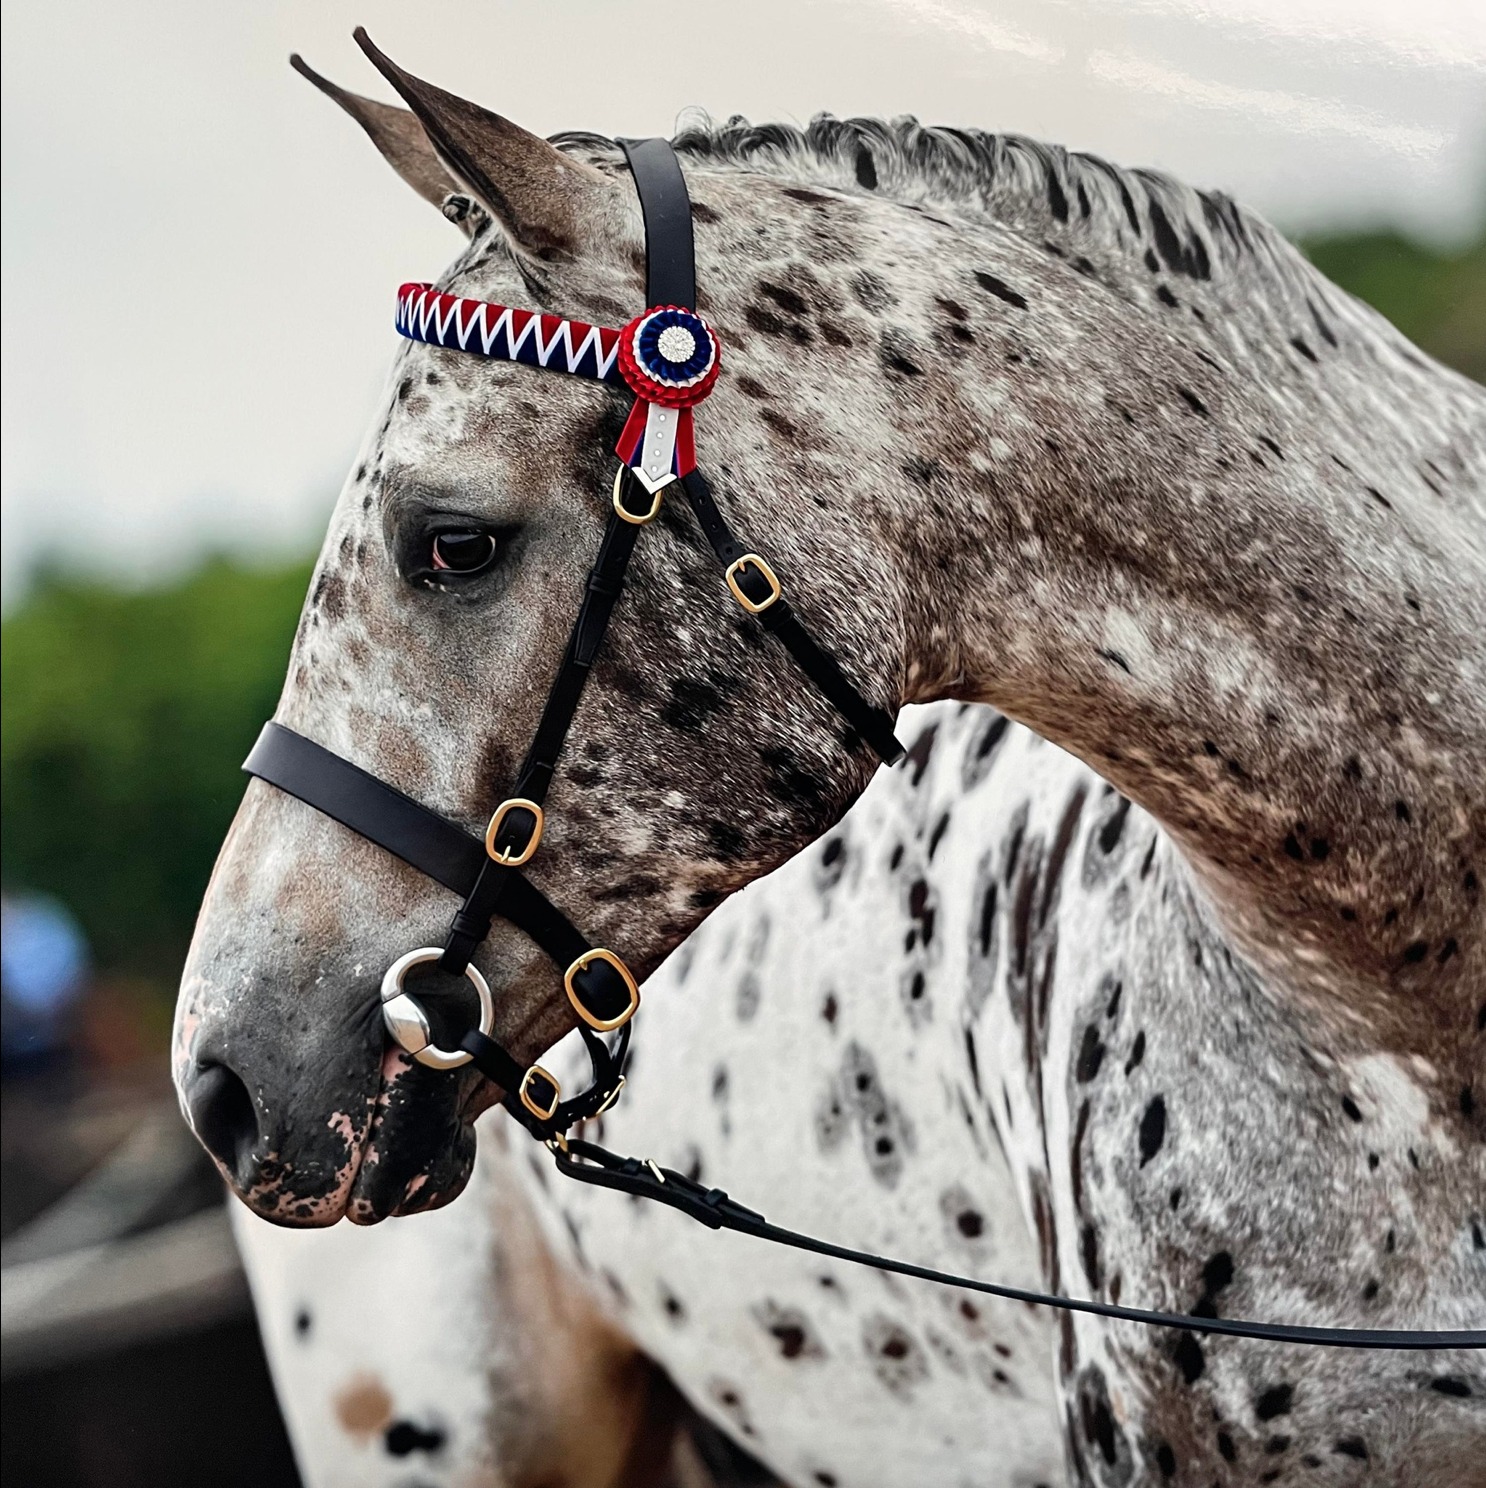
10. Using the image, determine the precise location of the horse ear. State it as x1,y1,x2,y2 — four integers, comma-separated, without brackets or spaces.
289,54,480,235
352,29,608,261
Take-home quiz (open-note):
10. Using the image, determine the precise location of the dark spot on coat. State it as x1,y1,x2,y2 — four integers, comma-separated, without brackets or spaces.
1125,1030,1146,1075
385,1420,446,1456
1341,1095,1363,1122
690,200,720,223
1429,1377,1471,1397
1076,1024,1106,1082
1156,285,1179,308
880,332,923,377
1138,1095,1167,1165
1080,1223,1101,1290
1255,1384,1294,1420
1176,386,1209,417
854,145,877,190
663,676,735,732
1171,1331,1205,1383
1098,798,1132,854
746,305,811,344
708,820,747,860
972,271,1028,310
1291,336,1318,363
1334,1437,1368,1460
760,280,810,316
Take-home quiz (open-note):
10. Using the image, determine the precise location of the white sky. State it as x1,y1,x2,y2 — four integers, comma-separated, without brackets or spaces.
2,0,1482,601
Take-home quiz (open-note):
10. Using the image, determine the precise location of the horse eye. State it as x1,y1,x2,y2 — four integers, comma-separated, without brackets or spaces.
430,530,498,574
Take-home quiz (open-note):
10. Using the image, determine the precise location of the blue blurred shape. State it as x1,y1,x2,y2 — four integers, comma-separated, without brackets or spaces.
2,893,90,1064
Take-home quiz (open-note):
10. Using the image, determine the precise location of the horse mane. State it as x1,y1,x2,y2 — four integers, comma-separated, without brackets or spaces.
555,111,1317,304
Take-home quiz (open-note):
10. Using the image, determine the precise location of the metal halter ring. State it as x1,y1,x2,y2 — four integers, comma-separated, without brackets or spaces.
613,464,666,525
725,553,782,614
485,797,544,867
380,948,495,1070
564,948,641,1031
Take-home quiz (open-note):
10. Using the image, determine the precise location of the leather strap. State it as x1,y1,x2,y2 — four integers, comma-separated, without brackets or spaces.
618,138,696,309
682,471,905,764
553,1140,1485,1351
441,503,642,976
244,722,483,894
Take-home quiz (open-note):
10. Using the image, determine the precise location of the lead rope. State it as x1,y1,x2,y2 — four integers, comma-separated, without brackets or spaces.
547,1140,1484,1352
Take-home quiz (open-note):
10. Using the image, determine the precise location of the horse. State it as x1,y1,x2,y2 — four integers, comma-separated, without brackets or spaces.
233,703,1066,1488
176,34,1486,1486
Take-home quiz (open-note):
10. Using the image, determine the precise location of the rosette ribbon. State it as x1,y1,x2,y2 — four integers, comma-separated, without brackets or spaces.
612,306,722,492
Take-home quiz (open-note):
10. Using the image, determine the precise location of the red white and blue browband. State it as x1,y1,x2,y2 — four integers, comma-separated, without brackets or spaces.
396,283,721,492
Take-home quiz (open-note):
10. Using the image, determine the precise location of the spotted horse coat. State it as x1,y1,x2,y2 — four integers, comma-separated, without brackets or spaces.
178,44,1485,1488
233,707,1064,1486
236,703,1480,1487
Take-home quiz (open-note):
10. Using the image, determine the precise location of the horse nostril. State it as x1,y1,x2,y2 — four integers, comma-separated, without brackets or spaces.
186,1060,262,1186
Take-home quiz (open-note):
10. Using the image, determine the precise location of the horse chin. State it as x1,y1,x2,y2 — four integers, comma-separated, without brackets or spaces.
342,1045,484,1225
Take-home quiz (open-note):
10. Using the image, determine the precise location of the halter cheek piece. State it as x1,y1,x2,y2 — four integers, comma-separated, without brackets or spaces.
241,141,1481,1352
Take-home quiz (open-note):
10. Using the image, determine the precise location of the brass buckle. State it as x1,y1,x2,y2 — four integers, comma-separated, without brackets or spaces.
564,948,641,1031
613,464,666,525
519,1064,562,1122
725,553,782,614
485,798,544,866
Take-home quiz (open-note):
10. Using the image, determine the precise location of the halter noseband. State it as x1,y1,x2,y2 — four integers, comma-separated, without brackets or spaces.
242,138,905,1140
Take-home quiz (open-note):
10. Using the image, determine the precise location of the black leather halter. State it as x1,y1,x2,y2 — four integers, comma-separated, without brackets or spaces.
240,141,1481,1352
244,137,905,1140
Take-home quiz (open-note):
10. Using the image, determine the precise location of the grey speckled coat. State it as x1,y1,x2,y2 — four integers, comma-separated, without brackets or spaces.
177,36,1484,1488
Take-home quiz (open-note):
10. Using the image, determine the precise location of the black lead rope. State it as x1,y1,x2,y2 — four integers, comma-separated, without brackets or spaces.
552,1140,1485,1352
241,136,1481,1348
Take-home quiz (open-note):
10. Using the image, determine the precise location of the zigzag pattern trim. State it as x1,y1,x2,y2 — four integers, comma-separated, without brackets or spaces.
396,283,625,385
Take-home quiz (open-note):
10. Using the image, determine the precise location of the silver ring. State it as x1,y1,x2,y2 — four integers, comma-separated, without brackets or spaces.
379,948,494,1070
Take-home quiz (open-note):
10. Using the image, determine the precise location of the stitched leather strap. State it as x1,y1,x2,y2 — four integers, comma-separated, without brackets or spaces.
553,1140,1485,1351
440,503,643,976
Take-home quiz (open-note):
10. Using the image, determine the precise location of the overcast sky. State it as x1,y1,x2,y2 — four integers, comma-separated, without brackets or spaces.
2,0,1482,602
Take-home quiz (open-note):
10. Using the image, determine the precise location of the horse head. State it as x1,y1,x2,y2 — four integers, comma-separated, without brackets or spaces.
175,34,1485,1232
173,37,917,1223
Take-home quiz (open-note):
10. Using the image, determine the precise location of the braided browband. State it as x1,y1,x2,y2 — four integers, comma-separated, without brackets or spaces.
395,283,721,491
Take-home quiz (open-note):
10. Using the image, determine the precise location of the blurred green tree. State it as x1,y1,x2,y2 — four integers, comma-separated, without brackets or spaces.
0,228,1480,988
2,559,312,978
1303,229,1485,383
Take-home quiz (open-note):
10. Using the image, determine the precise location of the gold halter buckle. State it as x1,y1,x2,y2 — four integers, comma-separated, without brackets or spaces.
564,948,641,1031
518,1065,562,1122
485,798,544,867
613,464,667,525
725,553,782,614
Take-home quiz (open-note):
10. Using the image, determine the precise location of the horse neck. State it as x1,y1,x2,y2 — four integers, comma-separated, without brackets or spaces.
865,208,1486,1047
